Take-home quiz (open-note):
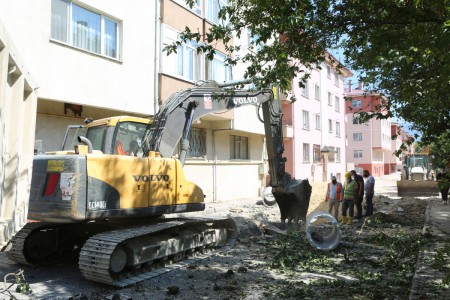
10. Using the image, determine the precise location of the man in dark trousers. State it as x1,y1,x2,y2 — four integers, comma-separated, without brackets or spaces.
363,170,375,216
351,170,365,220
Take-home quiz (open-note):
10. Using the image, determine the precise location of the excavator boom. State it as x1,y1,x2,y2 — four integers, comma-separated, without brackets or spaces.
143,80,311,224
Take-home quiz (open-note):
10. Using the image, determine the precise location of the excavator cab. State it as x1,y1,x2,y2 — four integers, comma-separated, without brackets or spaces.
60,116,150,156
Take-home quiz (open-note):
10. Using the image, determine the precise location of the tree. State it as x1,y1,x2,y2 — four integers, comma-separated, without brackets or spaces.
429,130,450,169
166,0,450,144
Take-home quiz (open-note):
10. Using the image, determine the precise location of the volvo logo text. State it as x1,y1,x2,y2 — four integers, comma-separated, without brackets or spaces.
233,97,258,105
132,175,170,182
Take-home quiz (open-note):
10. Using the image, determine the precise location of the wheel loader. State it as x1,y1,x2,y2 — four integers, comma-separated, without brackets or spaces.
7,80,311,287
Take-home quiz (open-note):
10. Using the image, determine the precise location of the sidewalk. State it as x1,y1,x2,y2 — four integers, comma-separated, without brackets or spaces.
354,172,450,299
409,197,450,299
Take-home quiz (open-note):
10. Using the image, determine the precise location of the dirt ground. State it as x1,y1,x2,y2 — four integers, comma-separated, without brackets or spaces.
0,194,444,300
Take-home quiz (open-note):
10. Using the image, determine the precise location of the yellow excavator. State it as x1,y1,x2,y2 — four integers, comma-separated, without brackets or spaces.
7,80,311,286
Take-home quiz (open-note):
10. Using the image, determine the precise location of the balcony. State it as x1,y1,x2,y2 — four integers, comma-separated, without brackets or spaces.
282,119,293,139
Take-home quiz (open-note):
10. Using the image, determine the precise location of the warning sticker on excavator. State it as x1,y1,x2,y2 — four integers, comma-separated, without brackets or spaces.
47,160,64,172
204,95,212,109
60,172,76,201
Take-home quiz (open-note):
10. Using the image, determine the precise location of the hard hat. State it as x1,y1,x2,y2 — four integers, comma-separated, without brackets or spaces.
345,172,351,178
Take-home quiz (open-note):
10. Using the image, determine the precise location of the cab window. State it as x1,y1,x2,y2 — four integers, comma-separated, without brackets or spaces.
114,122,148,157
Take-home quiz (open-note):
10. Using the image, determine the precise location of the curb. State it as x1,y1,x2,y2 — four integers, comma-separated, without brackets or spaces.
409,198,450,299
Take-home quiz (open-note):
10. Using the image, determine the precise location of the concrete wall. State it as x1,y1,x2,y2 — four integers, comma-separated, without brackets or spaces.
0,21,37,246
184,162,264,202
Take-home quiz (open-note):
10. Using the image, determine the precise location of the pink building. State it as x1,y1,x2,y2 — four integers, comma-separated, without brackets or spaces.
389,122,403,173
283,56,352,182
345,83,393,176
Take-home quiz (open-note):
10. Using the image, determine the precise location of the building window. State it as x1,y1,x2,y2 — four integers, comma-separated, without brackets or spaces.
327,65,331,78
230,135,248,159
353,133,363,141
352,99,362,108
174,0,202,15
336,121,341,137
314,84,320,100
248,31,263,52
315,114,321,130
51,0,120,59
328,146,336,162
336,147,341,162
206,0,228,25
328,119,332,133
335,96,340,112
301,79,309,98
373,151,383,161
162,25,201,81
302,110,310,129
178,39,200,80
303,143,310,162
334,72,339,86
328,92,332,106
207,51,232,82
313,144,321,163
353,116,359,124
187,128,206,158
354,150,363,158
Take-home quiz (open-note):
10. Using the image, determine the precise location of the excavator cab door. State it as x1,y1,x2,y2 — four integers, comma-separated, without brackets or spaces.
112,121,148,157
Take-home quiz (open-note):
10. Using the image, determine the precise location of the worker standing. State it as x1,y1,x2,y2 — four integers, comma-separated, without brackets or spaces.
342,172,359,225
350,170,364,220
362,170,375,216
325,176,343,220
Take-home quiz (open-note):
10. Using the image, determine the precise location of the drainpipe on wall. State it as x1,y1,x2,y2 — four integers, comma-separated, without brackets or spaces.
370,118,374,175
291,97,296,179
153,0,161,115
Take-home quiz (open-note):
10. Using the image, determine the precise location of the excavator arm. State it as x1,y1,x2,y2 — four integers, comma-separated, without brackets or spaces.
143,80,311,224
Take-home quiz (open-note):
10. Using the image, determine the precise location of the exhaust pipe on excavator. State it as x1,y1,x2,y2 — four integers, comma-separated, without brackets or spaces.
78,136,93,153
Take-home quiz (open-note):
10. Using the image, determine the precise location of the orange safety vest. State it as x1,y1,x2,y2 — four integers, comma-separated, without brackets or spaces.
115,140,126,155
326,182,342,201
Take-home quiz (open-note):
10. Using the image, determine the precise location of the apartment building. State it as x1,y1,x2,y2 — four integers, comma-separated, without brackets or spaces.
345,82,393,176
0,0,357,201
0,0,158,152
389,122,403,173
0,0,267,202
283,58,352,182
160,0,270,201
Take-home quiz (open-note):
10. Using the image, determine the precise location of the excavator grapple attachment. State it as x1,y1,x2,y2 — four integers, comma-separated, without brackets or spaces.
272,174,312,225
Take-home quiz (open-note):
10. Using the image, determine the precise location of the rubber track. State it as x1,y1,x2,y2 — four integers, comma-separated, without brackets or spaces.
78,217,236,287
6,222,50,265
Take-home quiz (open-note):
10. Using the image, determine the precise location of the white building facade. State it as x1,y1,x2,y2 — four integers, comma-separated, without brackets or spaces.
0,0,157,152
283,60,352,182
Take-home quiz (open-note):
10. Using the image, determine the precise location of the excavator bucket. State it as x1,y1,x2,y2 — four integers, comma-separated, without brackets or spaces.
272,174,312,226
